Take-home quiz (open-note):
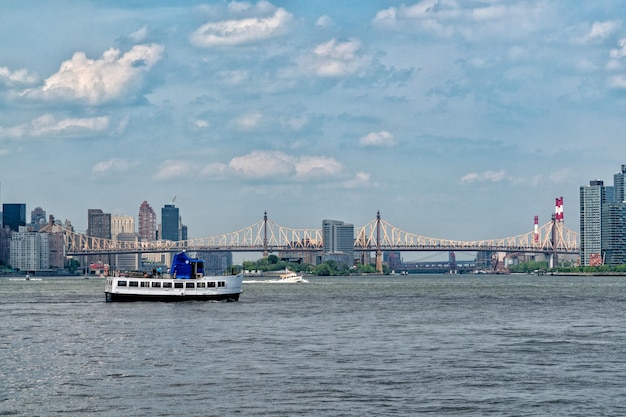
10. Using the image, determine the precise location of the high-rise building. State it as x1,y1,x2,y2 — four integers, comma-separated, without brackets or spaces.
579,167,626,266
111,215,135,240
30,207,46,230
10,226,50,271
138,201,157,241
2,203,26,232
87,209,111,239
161,204,179,241
322,219,354,266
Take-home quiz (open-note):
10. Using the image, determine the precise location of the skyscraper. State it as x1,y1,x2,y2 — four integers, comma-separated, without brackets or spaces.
579,166,626,266
138,201,157,241
161,204,179,241
87,209,111,239
322,219,354,266
2,203,26,232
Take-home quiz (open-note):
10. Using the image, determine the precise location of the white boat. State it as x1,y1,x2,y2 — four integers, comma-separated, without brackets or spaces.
279,269,308,283
104,251,242,302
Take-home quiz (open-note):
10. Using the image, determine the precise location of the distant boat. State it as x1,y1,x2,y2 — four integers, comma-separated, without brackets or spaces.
279,269,308,283
104,251,243,302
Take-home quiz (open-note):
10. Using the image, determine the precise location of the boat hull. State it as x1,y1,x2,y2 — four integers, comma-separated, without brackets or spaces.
104,274,243,303
105,292,240,302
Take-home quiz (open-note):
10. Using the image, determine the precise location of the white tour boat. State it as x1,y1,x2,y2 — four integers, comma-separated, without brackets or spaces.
105,251,243,302
279,269,308,283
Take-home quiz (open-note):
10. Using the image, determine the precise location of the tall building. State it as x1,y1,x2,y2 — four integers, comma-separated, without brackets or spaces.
30,207,46,230
322,219,354,266
138,201,157,241
111,215,135,240
10,226,50,271
87,209,111,239
580,180,610,266
2,203,26,232
161,204,180,241
579,166,626,266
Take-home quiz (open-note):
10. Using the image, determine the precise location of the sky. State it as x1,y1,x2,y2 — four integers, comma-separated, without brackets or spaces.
2,0,626,244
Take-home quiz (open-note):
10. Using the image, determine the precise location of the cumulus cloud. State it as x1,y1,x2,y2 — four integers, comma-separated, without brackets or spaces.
580,21,621,43
359,131,395,147
25,44,164,105
92,157,137,174
0,114,109,139
316,15,333,27
461,170,506,183
0,66,38,87
229,150,342,180
190,4,292,47
297,39,371,77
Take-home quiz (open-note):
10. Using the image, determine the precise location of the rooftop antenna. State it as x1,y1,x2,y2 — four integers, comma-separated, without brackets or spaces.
171,195,176,205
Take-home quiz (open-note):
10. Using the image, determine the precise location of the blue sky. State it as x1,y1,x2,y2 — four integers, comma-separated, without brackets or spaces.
2,0,626,243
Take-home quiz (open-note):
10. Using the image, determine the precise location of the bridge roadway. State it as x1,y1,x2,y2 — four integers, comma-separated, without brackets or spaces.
64,212,579,257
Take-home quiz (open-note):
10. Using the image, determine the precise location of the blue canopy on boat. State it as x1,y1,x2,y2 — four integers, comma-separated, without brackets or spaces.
169,251,204,279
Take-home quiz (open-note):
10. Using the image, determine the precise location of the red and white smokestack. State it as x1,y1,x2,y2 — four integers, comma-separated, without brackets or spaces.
534,215,539,242
555,197,564,222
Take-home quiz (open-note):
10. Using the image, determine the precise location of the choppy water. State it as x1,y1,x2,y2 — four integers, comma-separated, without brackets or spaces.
2,274,626,416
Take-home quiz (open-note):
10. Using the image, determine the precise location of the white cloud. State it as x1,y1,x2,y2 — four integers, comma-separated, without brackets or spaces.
359,131,395,147
229,150,342,180
579,21,620,43
190,6,292,47
0,66,38,86
236,111,263,130
341,172,376,189
28,44,164,104
153,160,191,180
461,170,506,183
316,15,333,27
298,39,371,77
0,114,109,139
129,26,149,42
610,38,626,59
92,158,137,174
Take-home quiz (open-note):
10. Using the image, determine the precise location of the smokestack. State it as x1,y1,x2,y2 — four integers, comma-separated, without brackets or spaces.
555,197,564,222
534,215,539,242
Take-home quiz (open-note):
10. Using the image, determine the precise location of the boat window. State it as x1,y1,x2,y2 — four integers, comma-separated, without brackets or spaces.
207,281,216,288
218,281,225,287
117,280,127,287
162,282,172,288
129,281,139,287
151,282,161,288
197,282,205,288
186,282,195,289
174,282,184,289
140,281,150,287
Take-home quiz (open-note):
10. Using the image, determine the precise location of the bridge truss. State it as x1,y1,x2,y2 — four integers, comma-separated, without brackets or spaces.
64,212,579,256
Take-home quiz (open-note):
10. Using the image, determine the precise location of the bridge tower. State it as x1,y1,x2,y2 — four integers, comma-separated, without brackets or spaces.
263,211,269,257
375,211,383,273
549,197,564,268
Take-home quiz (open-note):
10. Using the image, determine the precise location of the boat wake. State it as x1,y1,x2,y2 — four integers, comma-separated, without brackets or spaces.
243,278,309,284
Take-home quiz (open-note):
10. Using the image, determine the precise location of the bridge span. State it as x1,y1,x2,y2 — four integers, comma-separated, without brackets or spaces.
64,211,579,260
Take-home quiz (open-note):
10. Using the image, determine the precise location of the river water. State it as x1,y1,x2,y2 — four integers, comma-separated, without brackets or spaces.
1,274,626,416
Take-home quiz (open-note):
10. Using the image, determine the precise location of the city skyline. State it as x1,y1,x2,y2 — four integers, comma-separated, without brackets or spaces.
2,1,626,241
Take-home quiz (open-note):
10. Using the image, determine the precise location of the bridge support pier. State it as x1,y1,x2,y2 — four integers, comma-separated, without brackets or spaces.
375,211,383,274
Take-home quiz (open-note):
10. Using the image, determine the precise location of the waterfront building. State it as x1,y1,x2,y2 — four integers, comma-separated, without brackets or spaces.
2,203,26,232
161,204,180,241
578,167,626,266
10,226,50,271
193,251,232,275
322,219,354,266
138,201,157,241
87,209,111,239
